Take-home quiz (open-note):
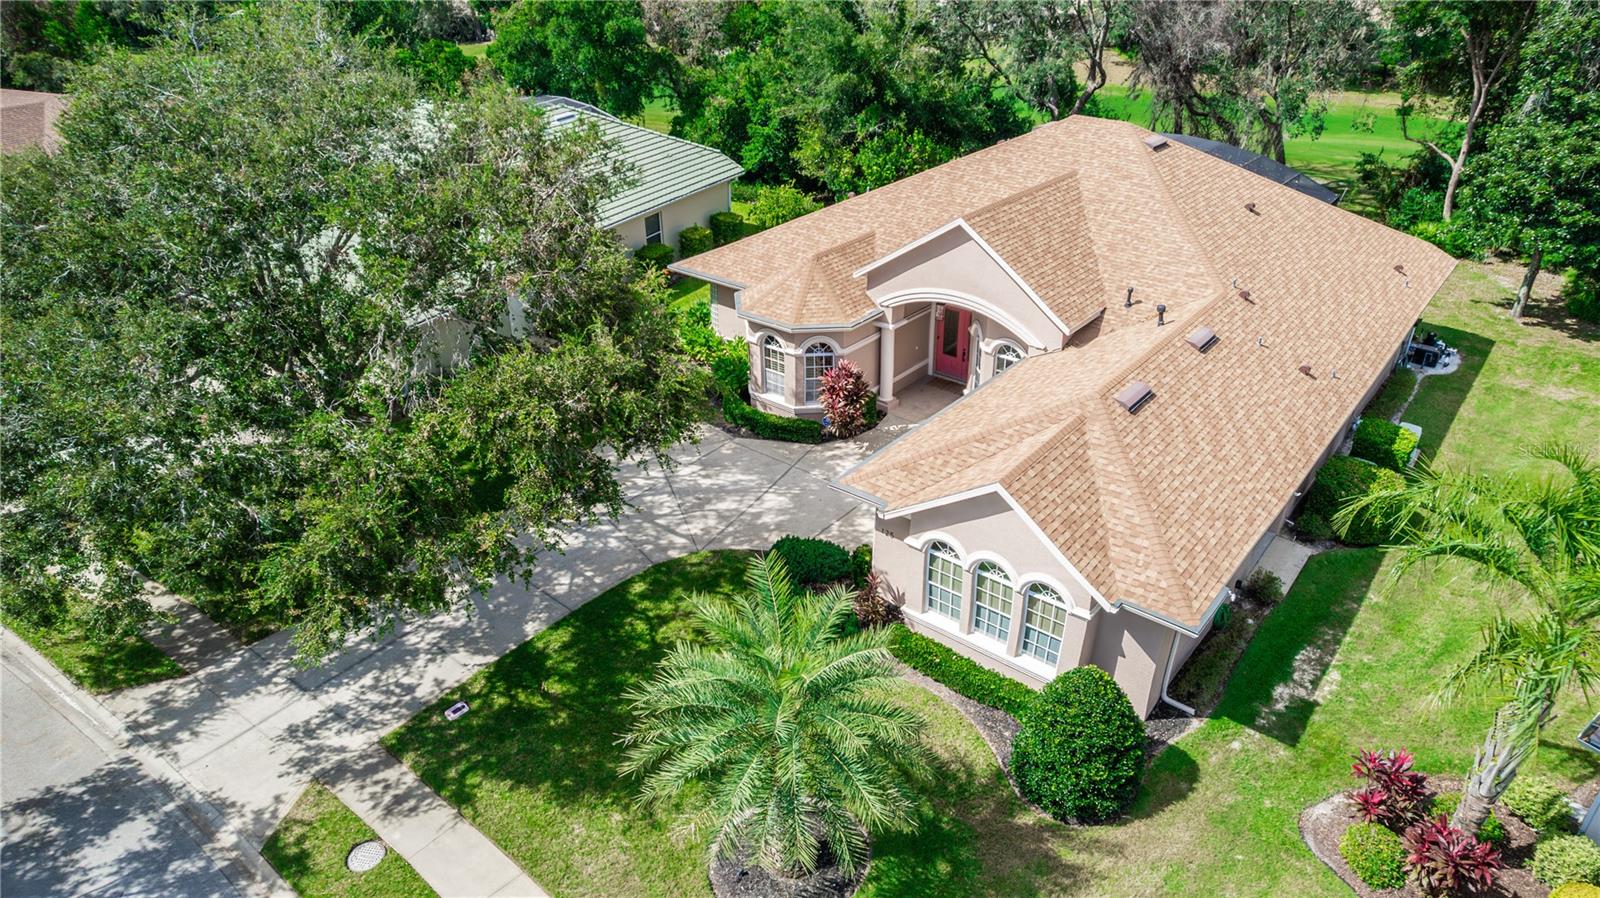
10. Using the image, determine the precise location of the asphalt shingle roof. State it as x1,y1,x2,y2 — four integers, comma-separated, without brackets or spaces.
532,96,742,228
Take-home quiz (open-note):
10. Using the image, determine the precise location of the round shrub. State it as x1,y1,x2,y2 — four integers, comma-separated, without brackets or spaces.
634,241,675,271
1339,821,1407,889
1531,835,1600,887
1504,774,1575,832
677,225,713,259
1351,418,1418,472
1011,666,1144,823
769,536,851,587
1302,456,1404,546
1431,792,1509,847
709,211,745,246
1553,883,1600,898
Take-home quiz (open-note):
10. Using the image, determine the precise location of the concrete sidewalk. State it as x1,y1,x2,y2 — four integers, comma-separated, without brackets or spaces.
16,424,884,897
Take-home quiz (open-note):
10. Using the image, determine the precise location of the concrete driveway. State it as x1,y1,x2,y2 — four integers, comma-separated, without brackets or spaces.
3,421,921,897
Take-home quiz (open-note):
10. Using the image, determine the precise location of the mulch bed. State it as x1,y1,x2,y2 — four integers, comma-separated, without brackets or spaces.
709,847,866,898
1300,776,1550,898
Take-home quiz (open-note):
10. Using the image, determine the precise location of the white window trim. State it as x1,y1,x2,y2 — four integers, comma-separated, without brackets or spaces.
760,334,786,398
644,211,663,245
992,340,1025,377
1019,581,1071,665
802,341,837,405
970,560,1015,643
924,540,965,622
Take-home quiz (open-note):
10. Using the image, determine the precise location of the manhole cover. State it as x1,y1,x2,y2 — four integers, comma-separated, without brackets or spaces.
346,840,386,873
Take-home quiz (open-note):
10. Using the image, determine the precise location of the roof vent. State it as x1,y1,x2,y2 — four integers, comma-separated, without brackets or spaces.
1186,326,1218,352
1238,289,1254,303
1156,303,1167,326
1143,134,1169,150
1245,202,1260,216
1115,381,1155,414
1394,264,1407,275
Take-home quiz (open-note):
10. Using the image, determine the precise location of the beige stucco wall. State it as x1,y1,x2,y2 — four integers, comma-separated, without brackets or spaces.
863,228,1068,352
711,283,743,340
612,181,733,252
868,493,1187,717
746,321,883,418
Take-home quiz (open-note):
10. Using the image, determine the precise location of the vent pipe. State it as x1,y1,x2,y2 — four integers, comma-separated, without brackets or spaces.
1125,287,1134,308
1156,304,1167,326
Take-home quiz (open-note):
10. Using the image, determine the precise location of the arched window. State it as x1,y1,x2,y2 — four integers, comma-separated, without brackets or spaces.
924,541,963,621
1019,583,1070,665
802,342,835,404
971,561,1014,642
761,335,785,396
993,342,1024,377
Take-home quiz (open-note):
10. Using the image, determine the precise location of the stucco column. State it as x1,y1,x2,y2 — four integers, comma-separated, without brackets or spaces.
876,320,896,403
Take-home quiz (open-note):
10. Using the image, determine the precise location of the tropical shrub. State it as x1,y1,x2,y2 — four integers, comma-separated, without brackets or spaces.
819,360,872,437
1304,456,1404,546
1340,822,1407,890
1504,774,1575,832
1236,568,1284,606
677,225,714,258
1531,836,1600,887
747,183,822,230
1296,511,1337,542
1352,418,1418,472
709,211,745,246
1553,883,1600,898
770,536,851,587
720,393,822,443
1410,219,1482,259
849,543,872,589
621,554,930,879
1350,748,1429,826
852,571,899,629
1402,816,1503,896
1431,792,1508,847
1011,667,1145,823
634,242,674,271
887,625,1036,718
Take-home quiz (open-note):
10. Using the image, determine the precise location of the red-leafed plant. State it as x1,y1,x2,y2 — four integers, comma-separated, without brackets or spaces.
1403,815,1503,896
819,360,871,437
1351,749,1429,825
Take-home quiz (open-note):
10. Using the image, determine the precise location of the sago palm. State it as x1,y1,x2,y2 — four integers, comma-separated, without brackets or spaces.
1339,441,1600,835
619,553,930,880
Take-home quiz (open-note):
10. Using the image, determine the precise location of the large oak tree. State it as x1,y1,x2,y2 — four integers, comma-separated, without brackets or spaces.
0,4,705,663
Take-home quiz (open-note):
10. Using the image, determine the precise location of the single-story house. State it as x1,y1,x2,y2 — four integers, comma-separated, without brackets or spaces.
1,89,66,153
531,95,742,252
413,96,742,372
670,116,1454,716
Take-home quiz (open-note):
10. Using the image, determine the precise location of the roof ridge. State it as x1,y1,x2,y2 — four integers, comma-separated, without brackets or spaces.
963,170,1079,225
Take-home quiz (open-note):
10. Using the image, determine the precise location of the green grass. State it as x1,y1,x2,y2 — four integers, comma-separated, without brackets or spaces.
263,783,438,898
634,97,676,134
667,276,709,315
1362,364,1420,423
3,610,183,693
457,42,488,60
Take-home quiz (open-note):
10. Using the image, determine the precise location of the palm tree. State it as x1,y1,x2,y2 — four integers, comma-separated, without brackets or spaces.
619,553,931,881
1338,441,1600,835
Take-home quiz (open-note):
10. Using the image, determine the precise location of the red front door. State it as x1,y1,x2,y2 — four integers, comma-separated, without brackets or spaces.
934,306,971,380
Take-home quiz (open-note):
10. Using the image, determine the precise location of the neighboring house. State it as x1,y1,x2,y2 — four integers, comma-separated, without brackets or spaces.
412,96,742,372
1,89,66,153
531,96,742,252
671,116,1454,716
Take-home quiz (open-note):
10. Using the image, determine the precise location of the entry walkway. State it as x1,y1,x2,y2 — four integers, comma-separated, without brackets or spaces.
17,424,882,897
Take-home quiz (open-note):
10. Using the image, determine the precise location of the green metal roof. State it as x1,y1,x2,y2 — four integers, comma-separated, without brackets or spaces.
532,96,742,228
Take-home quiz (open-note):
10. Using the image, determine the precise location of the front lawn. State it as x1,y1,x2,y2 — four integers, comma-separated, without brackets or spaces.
262,783,438,898
387,260,1599,897
2,610,184,693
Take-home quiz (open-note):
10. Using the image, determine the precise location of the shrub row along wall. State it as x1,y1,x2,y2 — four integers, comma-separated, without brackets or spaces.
887,624,1037,719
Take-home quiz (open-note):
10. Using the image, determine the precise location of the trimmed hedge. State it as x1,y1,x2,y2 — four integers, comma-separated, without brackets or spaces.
887,624,1036,719
1531,835,1600,887
1553,883,1600,898
770,536,851,586
1339,821,1407,889
678,225,713,258
709,211,745,247
849,543,872,589
1504,775,1575,833
1431,792,1509,846
1352,418,1418,472
635,242,674,271
1302,456,1405,546
719,388,823,443
1011,666,1145,823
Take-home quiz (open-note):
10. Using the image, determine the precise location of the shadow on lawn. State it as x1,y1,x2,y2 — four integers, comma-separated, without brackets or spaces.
1214,549,1386,748
1404,320,1492,464
1129,744,1199,820
382,551,753,816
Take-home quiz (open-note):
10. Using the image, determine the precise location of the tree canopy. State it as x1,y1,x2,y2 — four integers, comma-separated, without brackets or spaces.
0,3,705,663
487,0,667,117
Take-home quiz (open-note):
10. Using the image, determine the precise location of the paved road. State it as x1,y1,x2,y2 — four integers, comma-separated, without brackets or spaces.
1,644,250,898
